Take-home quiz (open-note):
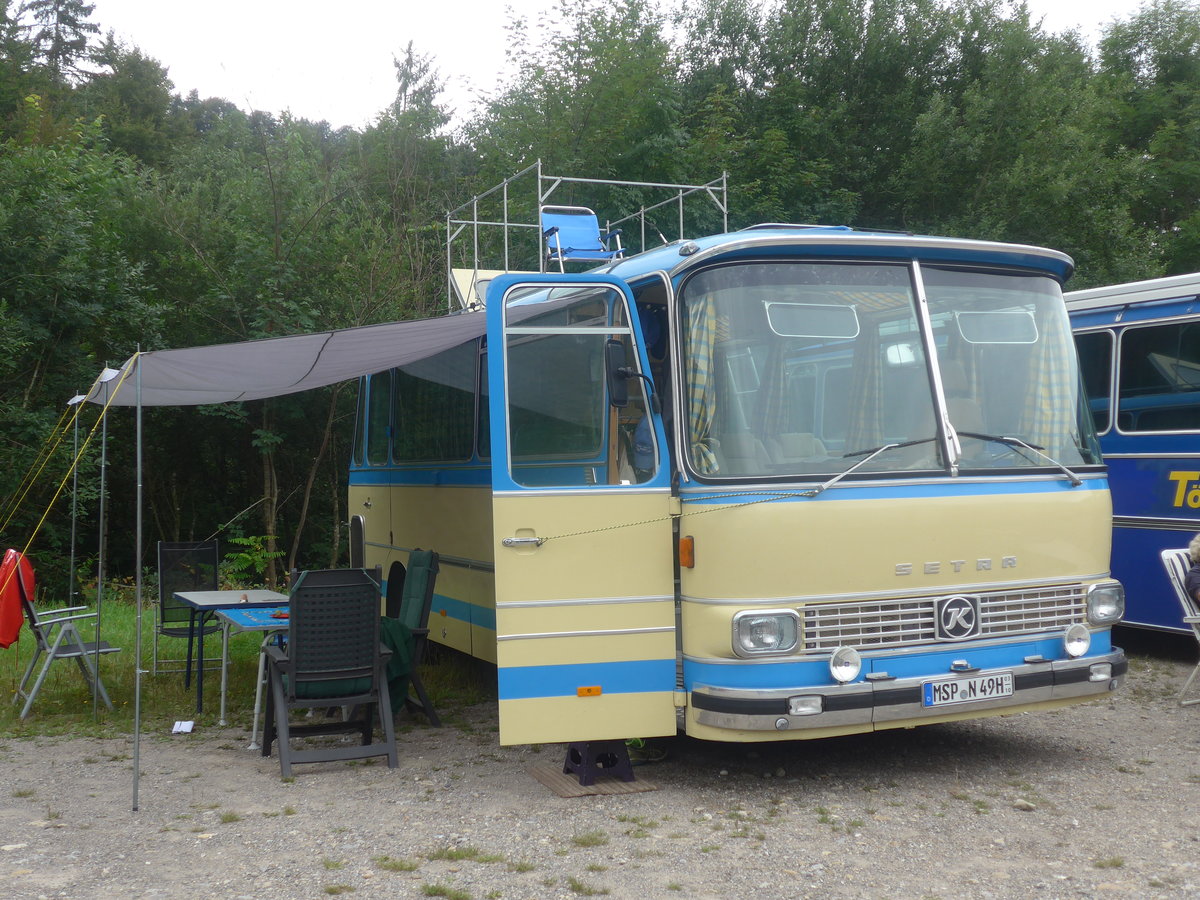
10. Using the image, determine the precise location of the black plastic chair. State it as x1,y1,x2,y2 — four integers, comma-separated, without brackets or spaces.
386,550,441,726
155,540,221,678
262,568,398,777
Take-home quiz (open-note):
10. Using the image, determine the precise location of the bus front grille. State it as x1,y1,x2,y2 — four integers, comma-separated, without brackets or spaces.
801,584,1087,652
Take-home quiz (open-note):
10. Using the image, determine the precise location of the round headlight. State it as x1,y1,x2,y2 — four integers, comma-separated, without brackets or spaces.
1087,582,1125,625
1064,623,1092,658
829,646,862,684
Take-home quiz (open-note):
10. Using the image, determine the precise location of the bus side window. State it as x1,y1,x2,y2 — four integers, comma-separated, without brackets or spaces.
1074,331,1113,434
1118,320,1200,433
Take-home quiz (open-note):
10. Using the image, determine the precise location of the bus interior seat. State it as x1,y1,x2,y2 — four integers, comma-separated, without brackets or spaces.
767,432,828,465
714,432,770,475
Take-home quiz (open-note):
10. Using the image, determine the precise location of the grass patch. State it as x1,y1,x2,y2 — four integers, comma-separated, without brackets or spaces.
422,886,470,900
566,876,609,896
375,855,420,872
218,811,241,823
323,887,354,896
571,829,609,848
428,845,502,863
0,599,499,737
1094,857,1125,869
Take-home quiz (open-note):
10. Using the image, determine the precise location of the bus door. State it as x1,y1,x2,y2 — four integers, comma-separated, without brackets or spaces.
486,274,678,746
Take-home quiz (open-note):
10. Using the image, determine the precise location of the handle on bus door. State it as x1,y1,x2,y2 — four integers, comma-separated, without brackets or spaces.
502,536,546,548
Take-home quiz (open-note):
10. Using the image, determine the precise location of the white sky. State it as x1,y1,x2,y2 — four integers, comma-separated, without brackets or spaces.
88,0,1143,130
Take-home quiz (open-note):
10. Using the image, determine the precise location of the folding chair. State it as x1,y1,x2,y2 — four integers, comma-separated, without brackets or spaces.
155,540,221,678
1161,547,1200,707
4,549,121,719
386,550,441,726
541,206,624,272
262,568,398,777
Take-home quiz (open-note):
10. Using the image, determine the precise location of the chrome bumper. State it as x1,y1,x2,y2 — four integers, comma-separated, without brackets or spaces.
690,649,1127,732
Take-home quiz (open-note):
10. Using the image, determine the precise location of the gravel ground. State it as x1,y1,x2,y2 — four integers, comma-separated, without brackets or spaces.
3,631,1200,900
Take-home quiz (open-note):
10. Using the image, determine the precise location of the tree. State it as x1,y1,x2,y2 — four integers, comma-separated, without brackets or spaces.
21,0,98,84
78,34,174,164
1099,0,1200,273
0,112,158,582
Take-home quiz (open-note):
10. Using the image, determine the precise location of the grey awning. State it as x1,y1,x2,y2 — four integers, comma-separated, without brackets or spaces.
85,310,487,407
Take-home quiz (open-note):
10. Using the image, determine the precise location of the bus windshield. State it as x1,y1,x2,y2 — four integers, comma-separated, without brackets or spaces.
679,261,1100,479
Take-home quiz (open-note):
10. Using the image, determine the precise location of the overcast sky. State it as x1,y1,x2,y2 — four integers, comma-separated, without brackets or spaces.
88,0,1143,130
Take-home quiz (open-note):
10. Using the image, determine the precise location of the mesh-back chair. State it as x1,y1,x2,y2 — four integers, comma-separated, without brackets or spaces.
386,550,441,726
4,549,121,719
1162,548,1200,707
262,568,397,777
155,540,221,677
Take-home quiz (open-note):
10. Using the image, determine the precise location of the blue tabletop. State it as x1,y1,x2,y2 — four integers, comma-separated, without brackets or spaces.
216,606,290,630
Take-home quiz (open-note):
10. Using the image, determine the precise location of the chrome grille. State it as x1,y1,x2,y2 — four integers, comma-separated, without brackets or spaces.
801,584,1086,652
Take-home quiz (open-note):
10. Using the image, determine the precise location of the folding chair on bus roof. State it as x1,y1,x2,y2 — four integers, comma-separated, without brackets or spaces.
3,549,121,719
1161,547,1200,707
540,206,624,272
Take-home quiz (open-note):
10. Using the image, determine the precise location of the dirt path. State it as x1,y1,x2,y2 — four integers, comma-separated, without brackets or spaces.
2,638,1199,899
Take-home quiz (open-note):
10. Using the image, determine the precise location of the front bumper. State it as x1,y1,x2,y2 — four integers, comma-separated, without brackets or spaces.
690,648,1127,733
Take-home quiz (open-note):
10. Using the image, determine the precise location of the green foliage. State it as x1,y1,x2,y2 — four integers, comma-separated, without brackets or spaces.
222,535,285,584
4,0,1200,588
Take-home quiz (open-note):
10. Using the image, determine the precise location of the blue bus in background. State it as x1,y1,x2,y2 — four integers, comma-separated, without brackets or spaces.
1067,273,1200,632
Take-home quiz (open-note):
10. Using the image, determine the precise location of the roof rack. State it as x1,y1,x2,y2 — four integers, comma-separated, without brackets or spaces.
445,161,727,310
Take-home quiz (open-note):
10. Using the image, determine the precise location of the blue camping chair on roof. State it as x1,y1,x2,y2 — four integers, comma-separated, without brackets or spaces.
541,206,624,271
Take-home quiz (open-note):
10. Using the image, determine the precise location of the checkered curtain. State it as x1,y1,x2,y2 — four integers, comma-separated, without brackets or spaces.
1018,304,1077,457
686,293,720,474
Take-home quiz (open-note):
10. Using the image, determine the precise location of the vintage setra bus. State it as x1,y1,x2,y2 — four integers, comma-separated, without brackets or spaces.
348,167,1126,746
1067,272,1200,632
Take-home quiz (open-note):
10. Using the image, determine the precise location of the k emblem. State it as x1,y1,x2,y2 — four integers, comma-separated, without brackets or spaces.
936,595,980,641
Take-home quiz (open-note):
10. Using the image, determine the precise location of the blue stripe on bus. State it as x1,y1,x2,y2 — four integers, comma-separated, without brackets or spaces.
683,632,1113,689
498,658,677,700
681,477,1107,504
349,467,491,487
421,594,496,632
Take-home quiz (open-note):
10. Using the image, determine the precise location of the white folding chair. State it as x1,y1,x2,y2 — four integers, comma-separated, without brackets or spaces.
1160,548,1200,707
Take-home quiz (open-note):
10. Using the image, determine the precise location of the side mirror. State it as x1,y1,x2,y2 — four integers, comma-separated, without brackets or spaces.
605,339,629,408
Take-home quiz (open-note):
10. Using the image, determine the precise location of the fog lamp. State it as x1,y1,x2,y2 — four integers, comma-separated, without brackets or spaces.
788,695,823,716
1064,623,1091,658
829,646,862,684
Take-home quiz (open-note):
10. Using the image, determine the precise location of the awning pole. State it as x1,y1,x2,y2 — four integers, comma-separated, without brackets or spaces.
94,402,108,720
133,352,144,811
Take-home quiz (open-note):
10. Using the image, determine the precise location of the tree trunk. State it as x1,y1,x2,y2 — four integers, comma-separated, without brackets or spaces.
288,385,341,573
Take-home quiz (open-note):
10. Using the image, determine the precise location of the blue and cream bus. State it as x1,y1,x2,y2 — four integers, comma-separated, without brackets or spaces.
1067,273,1200,632
348,169,1126,747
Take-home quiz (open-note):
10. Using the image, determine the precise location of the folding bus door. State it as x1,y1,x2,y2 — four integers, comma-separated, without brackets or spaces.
486,273,678,746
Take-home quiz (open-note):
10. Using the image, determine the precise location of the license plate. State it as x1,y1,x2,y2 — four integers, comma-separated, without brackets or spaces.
922,672,1014,707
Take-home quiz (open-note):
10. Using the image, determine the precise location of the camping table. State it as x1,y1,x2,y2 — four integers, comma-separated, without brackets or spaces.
214,606,291,749
174,589,289,717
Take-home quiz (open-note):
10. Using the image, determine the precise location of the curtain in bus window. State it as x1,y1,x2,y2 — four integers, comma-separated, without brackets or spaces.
756,341,788,437
687,293,720,474
1018,306,1076,456
845,323,883,452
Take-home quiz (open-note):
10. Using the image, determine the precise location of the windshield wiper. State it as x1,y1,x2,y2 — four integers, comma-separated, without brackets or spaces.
801,437,938,498
956,432,1082,487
